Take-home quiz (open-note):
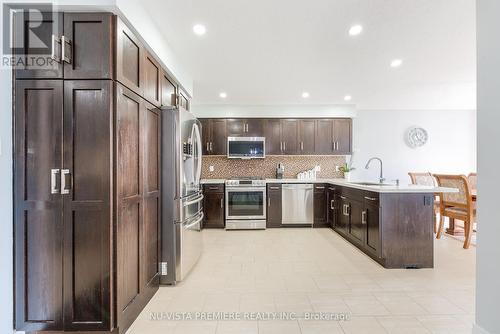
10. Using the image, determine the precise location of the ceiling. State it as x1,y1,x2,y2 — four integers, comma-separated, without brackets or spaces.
142,0,476,110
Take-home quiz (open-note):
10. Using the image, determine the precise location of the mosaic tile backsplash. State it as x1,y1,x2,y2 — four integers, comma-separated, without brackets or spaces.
201,155,346,179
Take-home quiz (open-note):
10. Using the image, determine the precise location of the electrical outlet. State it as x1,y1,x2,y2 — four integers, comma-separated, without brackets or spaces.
335,165,340,172
209,165,215,172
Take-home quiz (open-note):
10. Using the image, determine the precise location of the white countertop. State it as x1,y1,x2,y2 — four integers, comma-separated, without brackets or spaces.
201,178,457,193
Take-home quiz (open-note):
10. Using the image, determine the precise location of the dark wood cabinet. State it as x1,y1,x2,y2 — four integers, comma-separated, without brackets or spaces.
334,119,352,154
63,13,114,79
264,119,282,154
327,186,337,228
179,89,190,110
116,17,144,96
226,119,246,136
315,119,334,154
143,51,162,106
336,195,350,236
313,184,328,227
226,119,263,136
203,184,225,228
161,70,177,107
347,198,365,247
200,119,227,155
267,184,282,228
298,119,315,154
364,196,380,258
281,119,299,154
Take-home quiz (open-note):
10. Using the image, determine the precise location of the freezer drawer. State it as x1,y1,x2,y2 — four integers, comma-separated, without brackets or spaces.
281,184,314,225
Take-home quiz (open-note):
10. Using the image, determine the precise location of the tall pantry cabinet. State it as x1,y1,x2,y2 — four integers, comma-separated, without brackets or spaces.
12,11,177,333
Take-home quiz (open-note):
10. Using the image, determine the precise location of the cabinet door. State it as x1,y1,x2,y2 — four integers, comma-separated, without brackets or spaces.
115,83,143,330
281,119,298,154
203,191,225,228
14,80,64,332
315,119,334,154
116,18,144,96
62,80,112,330
337,196,350,236
63,13,114,79
211,119,227,155
179,90,190,110
143,52,161,107
199,119,211,155
161,70,177,107
267,185,282,228
348,199,365,246
313,184,327,226
298,119,315,154
364,202,380,257
327,186,337,228
334,119,352,154
226,119,246,136
142,102,161,294
264,119,282,154
13,12,63,79
245,119,264,136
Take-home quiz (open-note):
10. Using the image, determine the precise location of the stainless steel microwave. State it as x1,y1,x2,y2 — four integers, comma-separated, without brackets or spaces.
227,137,265,159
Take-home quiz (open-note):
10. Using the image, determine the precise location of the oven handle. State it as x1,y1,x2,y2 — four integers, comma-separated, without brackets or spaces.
226,187,266,192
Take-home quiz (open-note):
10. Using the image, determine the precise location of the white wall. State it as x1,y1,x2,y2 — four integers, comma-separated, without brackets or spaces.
350,109,477,184
475,1,500,333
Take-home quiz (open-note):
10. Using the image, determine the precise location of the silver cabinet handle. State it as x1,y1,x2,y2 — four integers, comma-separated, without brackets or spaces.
51,169,60,194
269,186,280,190
206,142,210,152
280,141,283,152
268,197,271,207
330,199,335,210
364,196,377,201
61,35,72,64
300,142,304,151
283,142,286,151
245,123,249,132
209,142,213,152
339,195,347,200
315,186,325,189
61,169,71,194
51,35,61,63
220,197,224,208
362,211,367,225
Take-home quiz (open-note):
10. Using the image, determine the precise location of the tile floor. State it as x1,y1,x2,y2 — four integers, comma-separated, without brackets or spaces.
127,228,476,334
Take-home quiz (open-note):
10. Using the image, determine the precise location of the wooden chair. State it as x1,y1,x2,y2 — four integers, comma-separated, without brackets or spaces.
433,174,476,249
408,172,440,233
468,173,477,192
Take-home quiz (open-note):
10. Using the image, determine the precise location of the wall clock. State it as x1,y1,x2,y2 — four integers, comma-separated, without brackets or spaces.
406,127,428,148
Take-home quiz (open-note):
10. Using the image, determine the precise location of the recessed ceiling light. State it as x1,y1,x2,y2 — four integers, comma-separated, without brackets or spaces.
193,24,206,36
219,92,227,98
302,92,310,98
344,95,352,101
348,25,363,36
390,59,403,68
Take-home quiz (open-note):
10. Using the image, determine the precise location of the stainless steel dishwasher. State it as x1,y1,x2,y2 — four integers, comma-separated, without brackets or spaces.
281,184,314,225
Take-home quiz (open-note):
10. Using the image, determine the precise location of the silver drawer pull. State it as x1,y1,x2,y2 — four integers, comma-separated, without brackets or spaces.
364,196,377,201
330,199,335,210
339,195,347,200
269,186,280,190
362,211,367,224
315,186,325,189
50,169,60,194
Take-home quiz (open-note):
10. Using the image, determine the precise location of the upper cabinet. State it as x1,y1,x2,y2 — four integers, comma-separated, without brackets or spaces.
226,119,264,137
143,51,161,107
202,118,352,156
116,18,145,96
179,89,190,111
13,12,113,79
161,70,177,107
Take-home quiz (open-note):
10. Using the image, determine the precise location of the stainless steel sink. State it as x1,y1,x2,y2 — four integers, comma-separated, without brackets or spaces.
350,182,394,187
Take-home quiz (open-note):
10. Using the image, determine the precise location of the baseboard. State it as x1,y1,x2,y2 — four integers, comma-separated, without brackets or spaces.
473,323,492,334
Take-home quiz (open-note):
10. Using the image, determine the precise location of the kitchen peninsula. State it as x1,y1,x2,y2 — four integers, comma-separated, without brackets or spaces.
201,178,457,269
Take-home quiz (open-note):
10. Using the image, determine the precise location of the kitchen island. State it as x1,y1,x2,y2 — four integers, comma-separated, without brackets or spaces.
201,178,457,269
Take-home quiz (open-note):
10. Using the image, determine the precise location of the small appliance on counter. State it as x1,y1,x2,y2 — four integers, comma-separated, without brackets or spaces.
276,163,284,179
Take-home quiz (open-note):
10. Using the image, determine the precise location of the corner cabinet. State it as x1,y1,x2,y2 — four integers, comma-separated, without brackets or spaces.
13,11,167,334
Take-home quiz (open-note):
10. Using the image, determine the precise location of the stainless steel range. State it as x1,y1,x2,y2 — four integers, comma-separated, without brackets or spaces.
225,177,267,230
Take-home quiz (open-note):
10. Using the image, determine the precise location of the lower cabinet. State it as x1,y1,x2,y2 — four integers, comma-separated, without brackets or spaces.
327,186,337,228
203,184,225,228
313,184,328,227
267,184,282,227
364,197,380,258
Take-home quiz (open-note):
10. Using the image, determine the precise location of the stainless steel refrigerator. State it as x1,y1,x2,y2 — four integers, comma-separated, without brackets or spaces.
160,106,203,284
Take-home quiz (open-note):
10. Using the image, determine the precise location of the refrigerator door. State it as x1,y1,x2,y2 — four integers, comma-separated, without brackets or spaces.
175,211,203,281
179,110,202,198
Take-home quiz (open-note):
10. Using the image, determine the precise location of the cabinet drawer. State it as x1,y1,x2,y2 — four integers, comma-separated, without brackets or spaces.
363,191,380,205
203,184,224,193
267,184,282,191
314,183,327,192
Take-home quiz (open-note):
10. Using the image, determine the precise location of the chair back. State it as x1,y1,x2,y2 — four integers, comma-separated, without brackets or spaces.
433,174,472,209
468,173,477,191
408,172,436,186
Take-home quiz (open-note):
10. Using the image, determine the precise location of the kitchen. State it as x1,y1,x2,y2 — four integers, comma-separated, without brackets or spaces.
0,1,491,334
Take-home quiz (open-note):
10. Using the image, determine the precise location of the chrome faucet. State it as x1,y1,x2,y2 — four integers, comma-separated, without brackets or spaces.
365,157,385,184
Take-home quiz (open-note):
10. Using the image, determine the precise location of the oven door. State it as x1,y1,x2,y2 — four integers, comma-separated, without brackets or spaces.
226,187,266,220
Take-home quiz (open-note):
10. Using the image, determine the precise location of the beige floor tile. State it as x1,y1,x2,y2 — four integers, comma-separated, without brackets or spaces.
258,320,301,334
298,319,345,334
340,316,389,334
215,321,258,334
376,316,431,334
